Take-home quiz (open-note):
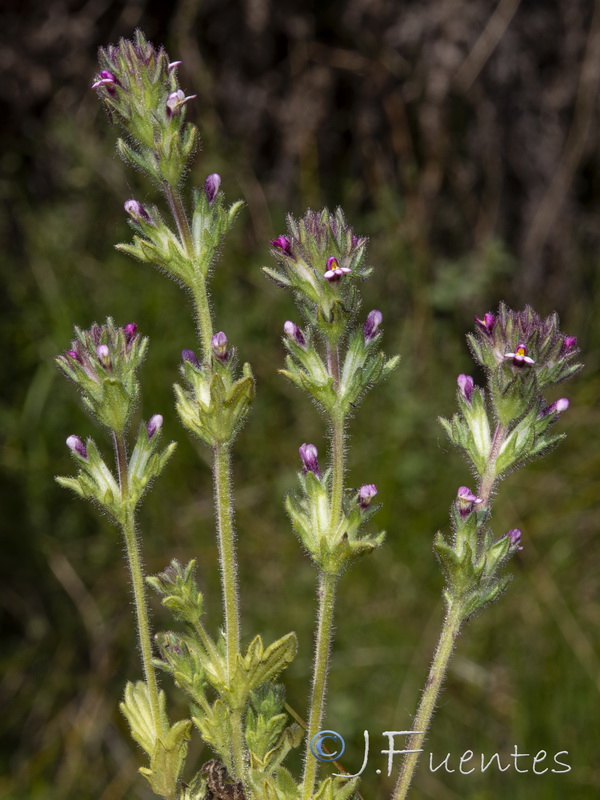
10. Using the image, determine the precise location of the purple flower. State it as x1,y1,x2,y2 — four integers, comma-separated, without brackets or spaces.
67,349,81,362
147,414,163,439
123,323,138,346
562,336,578,353
457,485,483,517
324,256,352,283
66,435,88,460
91,69,119,94
358,484,378,510
505,528,523,551
182,348,200,368
270,235,292,256
124,199,151,223
539,398,569,418
211,331,229,363
457,374,474,403
504,343,535,366
475,313,496,335
166,89,197,117
299,443,320,477
363,310,383,343
283,321,306,348
96,344,110,367
204,173,221,205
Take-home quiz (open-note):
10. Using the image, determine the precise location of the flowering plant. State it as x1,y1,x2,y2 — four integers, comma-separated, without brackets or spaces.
55,31,582,800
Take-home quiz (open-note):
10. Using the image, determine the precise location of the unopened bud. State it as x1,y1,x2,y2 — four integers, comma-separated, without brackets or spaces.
363,310,383,343
539,398,569,418
358,484,378,510
204,173,221,205
124,199,151,223
283,321,306,348
505,528,523,551
457,374,474,403
123,323,138,345
147,414,163,439
182,349,200,368
96,344,110,367
270,235,292,256
299,443,320,478
66,435,87,459
211,332,229,363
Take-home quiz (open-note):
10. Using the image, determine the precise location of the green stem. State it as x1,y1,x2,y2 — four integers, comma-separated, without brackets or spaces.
477,423,508,508
213,441,244,777
191,275,214,359
163,181,193,252
330,416,345,528
301,342,347,799
301,570,339,800
162,182,214,356
114,433,164,735
391,601,465,800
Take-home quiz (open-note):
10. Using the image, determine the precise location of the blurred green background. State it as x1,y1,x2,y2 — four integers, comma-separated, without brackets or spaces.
1,1,599,798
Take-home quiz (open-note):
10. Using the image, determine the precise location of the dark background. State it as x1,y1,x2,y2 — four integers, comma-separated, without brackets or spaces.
1,1,600,798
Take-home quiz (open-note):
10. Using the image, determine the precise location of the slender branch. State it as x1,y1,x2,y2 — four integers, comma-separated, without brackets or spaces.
163,181,193,252
301,340,348,799
391,601,464,800
113,432,164,735
162,182,214,356
327,341,345,527
477,422,508,508
191,275,214,359
301,570,339,800
213,441,244,777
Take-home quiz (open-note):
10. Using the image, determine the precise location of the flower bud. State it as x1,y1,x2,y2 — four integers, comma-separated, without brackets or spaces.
147,414,163,439
299,443,320,478
475,313,496,335
562,336,578,353
505,528,523,551
182,349,200,368
123,322,138,345
204,173,221,205
124,199,151,223
457,374,474,403
363,310,383,343
96,344,111,367
539,398,569,418
358,484,378,510
66,435,87,460
270,235,292,256
283,321,306,348
168,61,183,72
211,332,229,363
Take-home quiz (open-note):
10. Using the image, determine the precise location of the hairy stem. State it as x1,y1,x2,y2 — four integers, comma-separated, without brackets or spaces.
478,423,508,508
391,601,464,800
162,182,214,357
191,275,214,359
114,432,164,734
213,441,244,776
301,570,339,800
163,181,193,252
